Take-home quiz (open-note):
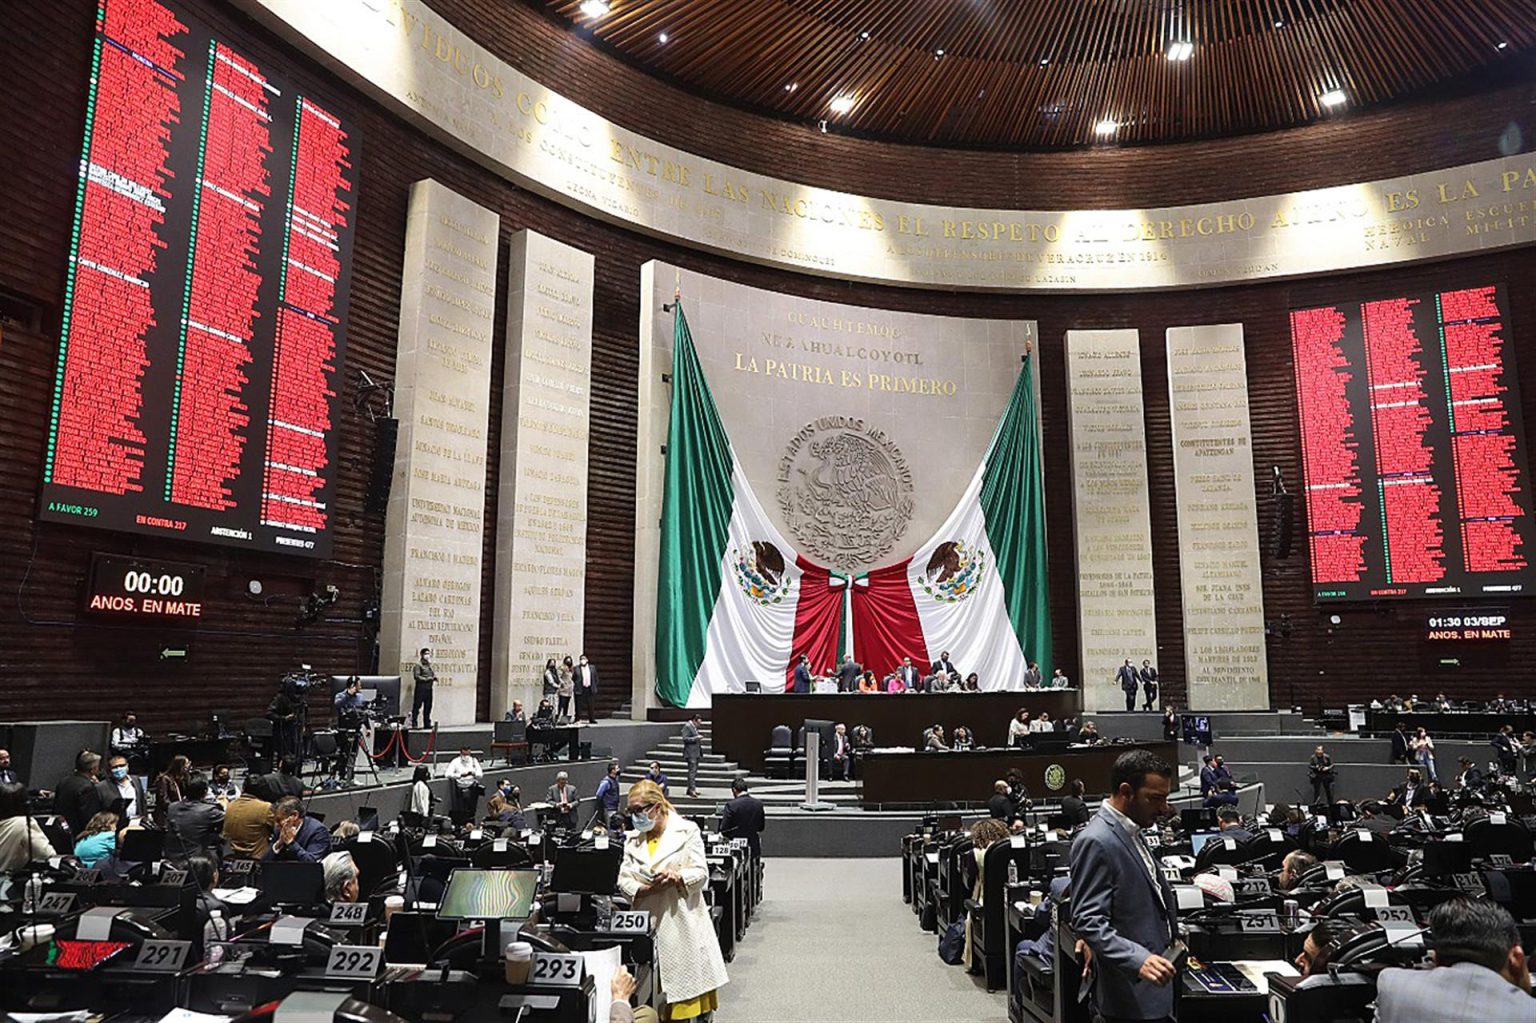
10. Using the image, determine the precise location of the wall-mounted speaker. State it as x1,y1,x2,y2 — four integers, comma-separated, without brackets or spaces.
365,417,399,516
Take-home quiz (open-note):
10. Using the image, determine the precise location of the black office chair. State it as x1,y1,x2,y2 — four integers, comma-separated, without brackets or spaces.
1333,829,1402,874
470,841,535,869
763,725,796,779
966,839,1031,991
340,836,399,901
1465,814,1534,861
1194,832,1253,871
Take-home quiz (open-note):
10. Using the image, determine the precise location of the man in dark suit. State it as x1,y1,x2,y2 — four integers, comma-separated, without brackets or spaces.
261,796,333,862
835,654,862,694
830,723,854,781
574,654,598,724
165,772,225,861
0,749,19,788
263,757,305,801
1060,778,1091,827
1070,749,1179,1022
720,777,765,857
1139,660,1159,711
987,780,1014,821
1216,806,1253,843
896,656,921,692
1116,659,1140,712
1390,768,1428,808
931,651,958,682
1389,721,1411,764
1308,745,1336,806
1493,725,1518,775
1199,754,1238,808
1454,757,1484,791
54,750,105,835
791,654,813,694
96,754,149,823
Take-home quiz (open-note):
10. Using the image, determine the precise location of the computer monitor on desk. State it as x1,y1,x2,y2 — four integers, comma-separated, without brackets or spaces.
259,861,325,909
551,847,622,896
1189,831,1221,857
436,868,539,921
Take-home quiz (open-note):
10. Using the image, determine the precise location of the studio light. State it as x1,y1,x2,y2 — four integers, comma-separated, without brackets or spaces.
829,94,856,115
1320,88,1348,108
658,31,669,44
1166,41,1194,62
578,0,610,18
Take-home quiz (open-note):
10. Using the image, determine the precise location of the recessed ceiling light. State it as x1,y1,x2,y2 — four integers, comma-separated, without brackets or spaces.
1497,41,1509,50
935,48,945,58
785,82,798,92
1039,57,1050,66
1274,18,1284,27
860,30,871,40
1166,41,1194,62
1319,88,1348,108
578,0,609,18
1095,118,1118,135
658,31,669,43
829,94,857,115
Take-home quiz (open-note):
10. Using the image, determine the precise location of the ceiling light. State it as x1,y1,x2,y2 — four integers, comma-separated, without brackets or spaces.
1039,57,1050,66
1166,41,1194,62
935,48,945,58
1319,88,1348,108
1094,118,1118,136
1274,19,1284,27
785,82,797,92
829,94,856,115
658,31,668,43
860,30,871,40
578,0,609,17
1497,41,1509,50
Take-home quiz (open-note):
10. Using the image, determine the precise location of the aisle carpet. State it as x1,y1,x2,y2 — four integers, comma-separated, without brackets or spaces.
714,857,1009,1023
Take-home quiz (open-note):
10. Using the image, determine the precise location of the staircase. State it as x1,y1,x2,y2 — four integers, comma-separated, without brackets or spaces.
618,721,864,814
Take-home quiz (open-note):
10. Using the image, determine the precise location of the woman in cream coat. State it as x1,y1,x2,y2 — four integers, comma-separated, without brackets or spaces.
618,780,727,1020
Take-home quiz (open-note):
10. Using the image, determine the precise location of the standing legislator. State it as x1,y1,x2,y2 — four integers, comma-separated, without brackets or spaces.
835,654,862,693
574,654,599,724
1308,746,1336,806
411,648,436,730
1116,660,1141,712
1071,750,1179,1023
792,654,813,694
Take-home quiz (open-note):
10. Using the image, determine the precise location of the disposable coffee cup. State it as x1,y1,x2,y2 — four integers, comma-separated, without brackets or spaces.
383,895,405,924
1029,889,1044,907
504,941,533,985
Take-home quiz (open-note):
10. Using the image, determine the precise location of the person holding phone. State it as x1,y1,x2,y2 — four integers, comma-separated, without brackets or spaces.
1069,749,1179,1022
617,779,728,1021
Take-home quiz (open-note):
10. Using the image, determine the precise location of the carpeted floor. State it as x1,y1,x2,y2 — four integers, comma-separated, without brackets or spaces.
714,857,1010,1023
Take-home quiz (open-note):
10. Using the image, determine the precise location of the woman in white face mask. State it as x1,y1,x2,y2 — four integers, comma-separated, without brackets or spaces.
617,780,728,1021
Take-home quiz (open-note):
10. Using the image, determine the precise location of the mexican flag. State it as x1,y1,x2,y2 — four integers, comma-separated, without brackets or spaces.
654,305,838,707
654,304,1050,705
850,359,1053,687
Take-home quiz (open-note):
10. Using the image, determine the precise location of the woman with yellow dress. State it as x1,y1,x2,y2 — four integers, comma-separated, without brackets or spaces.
617,779,728,1021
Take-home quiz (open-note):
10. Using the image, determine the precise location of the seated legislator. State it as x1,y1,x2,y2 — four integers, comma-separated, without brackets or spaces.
952,726,975,751
0,781,55,870
1030,712,1054,734
885,673,908,694
1076,720,1101,744
1050,668,1070,688
322,851,361,904
1060,779,1091,827
925,725,949,751
987,780,1014,821
223,782,274,860
262,796,333,862
857,670,879,693
1199,755,1239,807
962,672,981,692
1376,898,1536,1023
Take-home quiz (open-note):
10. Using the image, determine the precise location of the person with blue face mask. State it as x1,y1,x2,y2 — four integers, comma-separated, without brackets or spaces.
617,780,728,1021
95,754,146,823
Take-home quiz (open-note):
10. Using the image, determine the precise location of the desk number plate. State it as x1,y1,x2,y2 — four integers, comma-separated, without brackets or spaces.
611,910,650,933
1375,906,1414,924
159,867,187,887
74,869,102,885
36,891,77,915
1239,912,1282,933
329,901,369,925
134,939,191,973
531,952,584,986
325,944,384,979
711,845,732,857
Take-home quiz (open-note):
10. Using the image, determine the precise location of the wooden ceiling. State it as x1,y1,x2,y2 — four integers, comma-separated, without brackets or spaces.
537,0,1536,148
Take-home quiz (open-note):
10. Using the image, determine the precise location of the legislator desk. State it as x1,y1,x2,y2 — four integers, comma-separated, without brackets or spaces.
711,690,1082,773
1363,709,1527,738
857,742,1180,806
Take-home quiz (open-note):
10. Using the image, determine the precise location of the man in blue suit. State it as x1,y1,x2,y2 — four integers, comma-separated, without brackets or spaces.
1116,660,1140,711
791,654,813,694
1070,749,1178,1022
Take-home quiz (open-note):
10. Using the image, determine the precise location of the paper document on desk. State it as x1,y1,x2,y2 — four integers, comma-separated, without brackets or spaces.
210,886,261,905
1232,960,1298,987
156,1011,234,1023
581,945,624,1023
6,1014,94,1023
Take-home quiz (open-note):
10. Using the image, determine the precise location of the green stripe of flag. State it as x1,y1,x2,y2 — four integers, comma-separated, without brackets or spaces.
655,304,735,707
979,355,1053,675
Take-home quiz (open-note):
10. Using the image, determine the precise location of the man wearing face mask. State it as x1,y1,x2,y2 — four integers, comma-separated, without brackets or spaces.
1070,749,1179,1023
96,754,148,824
574,653,599,724
411,647,436,730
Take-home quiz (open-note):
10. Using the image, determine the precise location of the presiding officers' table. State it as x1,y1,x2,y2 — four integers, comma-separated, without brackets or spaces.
857,741,1181,806
710,689,1082,773
1363,709,1526,738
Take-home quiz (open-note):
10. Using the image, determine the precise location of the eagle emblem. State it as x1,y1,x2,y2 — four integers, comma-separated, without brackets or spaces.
731,541,790,606
918,540,986,604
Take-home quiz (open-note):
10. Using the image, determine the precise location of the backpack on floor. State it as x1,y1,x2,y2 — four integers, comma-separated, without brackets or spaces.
937,920,966,965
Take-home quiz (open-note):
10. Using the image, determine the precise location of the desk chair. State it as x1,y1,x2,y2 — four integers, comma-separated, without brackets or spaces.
967,840,1031,991
763,725,797,779
490,721,530,766
1332,829,1402,874
1465,814,1534,861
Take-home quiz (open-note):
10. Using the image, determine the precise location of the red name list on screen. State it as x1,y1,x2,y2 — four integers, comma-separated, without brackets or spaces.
38,0,358,557
1292,283,1534,602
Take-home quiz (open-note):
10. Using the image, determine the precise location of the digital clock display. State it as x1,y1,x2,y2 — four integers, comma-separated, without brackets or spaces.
86,553,207,621
1425,608,1511,641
